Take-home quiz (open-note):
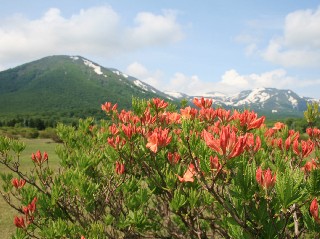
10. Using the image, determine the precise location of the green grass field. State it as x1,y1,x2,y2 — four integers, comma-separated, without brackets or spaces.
0,138,60,238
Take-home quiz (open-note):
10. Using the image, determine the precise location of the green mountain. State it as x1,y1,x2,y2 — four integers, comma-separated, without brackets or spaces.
0,55,169,119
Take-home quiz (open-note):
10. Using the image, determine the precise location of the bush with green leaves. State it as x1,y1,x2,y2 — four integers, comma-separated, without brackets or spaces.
1,98,320,238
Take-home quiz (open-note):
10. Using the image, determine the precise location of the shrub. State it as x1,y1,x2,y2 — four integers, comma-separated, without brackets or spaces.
20,128,39,139
39,127,61,142
1,98,320,238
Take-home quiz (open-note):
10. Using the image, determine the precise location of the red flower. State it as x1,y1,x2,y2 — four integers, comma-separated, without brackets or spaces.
245,133,261,153
193,97,213,109
109,124,119,135
307,127,320,138
118,110,139,124
210,156,221,171
180,106,198,119
233,110,265,131
167,152,180,164
146,128,171,153
149,98,168,110
302,159,317,173
167,112,181,124
11,178,26,189
121,123,141,140
14,216,25,228
21,197,37,225
285,136,292,151
199,108,217,123
272,122,285,130
216,108,233,123
293,139,314,158
115,161,125,175
310,198,319,221
202,126,247,159
177,164,196,182
31,150,48,165
141,109,157,126
108,136,126,149
101,102,117,113
256,167,276,189
256,167,263,186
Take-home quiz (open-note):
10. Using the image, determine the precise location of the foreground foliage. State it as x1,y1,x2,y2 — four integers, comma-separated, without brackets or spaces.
1,98,320,238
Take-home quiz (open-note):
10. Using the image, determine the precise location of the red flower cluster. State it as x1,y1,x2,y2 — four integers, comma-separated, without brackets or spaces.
31,150,48,165
146,128,172,153
310,198,319,223
272,122,285,130
101,102,117,113
180,106,198,119
256,167,276,189
210,156,222,171
149,98,168,111
11,178,26,189
14,197,37,228
233,110,265,131
301,159,318,174
167,152,181,164
202,126,247,159
115,161,125,175
293,139,314,158
177,163,196,182
193,97,213,109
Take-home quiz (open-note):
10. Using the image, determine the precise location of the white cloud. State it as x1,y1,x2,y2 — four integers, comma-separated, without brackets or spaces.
126,62,163,89
168,73,210,96
127,10,184,47
0,6,184,69
165,69,298,96
216,69,320,97
126,61,320,97
262,6,320,67
219,69,294,92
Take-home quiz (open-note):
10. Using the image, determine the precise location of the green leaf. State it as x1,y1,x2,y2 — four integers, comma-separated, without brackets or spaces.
169,190,187,212
188,188,201,209
275,168,306,210
307,169,320,197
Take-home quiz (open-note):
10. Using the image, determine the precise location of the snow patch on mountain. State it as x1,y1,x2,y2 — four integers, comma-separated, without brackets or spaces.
134,80,148,91
165,91,185,99
233,88,271,106
70,56,79,61
82,59,103,75
203,92,227,98
112,70,129,79
288,96,298,107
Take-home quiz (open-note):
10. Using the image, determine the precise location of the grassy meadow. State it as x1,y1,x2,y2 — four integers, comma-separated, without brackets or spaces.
0,137,60,238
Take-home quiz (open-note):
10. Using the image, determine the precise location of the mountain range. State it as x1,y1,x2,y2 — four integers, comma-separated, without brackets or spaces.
0,55,318,119
166,88,318,117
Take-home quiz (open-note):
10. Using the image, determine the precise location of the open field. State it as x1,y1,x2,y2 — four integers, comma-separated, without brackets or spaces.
0,137,60,238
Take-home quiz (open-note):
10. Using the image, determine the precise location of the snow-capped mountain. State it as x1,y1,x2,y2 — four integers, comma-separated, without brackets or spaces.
165,88,319,115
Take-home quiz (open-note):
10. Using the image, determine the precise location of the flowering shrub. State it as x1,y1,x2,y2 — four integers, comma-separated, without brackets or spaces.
1,98,320,238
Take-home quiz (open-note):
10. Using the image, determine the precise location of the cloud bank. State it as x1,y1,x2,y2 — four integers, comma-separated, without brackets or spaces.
262,6,320,67
125,61,316,96
0,6,184,68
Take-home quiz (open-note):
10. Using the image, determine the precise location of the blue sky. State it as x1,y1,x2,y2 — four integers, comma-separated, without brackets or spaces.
1,1,320,98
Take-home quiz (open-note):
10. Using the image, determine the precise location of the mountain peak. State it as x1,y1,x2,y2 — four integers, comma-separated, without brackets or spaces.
0,55,173,115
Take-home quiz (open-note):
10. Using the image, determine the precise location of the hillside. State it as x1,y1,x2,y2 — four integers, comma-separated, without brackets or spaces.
0,55,168,117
